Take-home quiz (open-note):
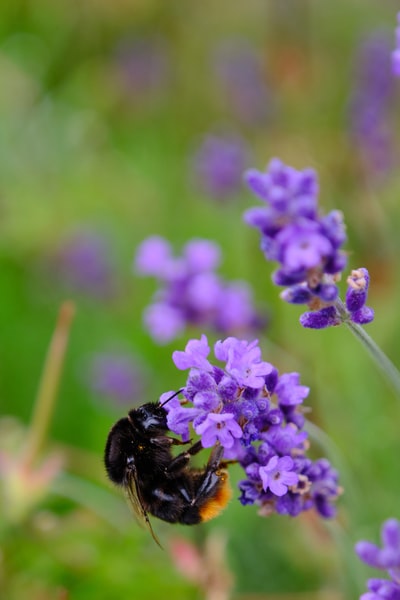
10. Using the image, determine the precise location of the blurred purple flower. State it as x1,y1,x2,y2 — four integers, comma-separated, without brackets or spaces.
134,236,265,344
214,40,273,126
393,13,400,77
53,230,116,300
191,134,250,200
143,303,186,345
356,518,400,599
86,352,145,407
113,36,171,99
348,32,395,181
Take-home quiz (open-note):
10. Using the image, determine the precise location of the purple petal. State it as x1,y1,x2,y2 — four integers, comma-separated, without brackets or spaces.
172,335,212,370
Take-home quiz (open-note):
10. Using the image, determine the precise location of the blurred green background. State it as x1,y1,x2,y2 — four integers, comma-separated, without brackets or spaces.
0,1,399,599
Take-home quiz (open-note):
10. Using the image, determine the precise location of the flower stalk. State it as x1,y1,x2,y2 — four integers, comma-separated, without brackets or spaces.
343,313,400,399
22,301,75,469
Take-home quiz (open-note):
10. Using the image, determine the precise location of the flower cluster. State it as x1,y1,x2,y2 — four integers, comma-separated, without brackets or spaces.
355,518,400,599
300,268,374,329
114,35,171,101
393,13,400,77
163,335,341,519
134,236,264,344
52,230,117,300
86,352,145,407
349,32,395,181
191,133,250,200
214,40,272,126
244,158,374,329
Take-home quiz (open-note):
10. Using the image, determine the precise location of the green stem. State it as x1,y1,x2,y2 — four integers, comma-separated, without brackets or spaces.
22,301,75,468
335,298,400,398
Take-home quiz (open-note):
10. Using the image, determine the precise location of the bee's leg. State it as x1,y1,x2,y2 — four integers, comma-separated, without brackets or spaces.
205,443,224,470
218,458,238,469
190,444,227,506
170,438,192,446
164,440,204,474
150,435,191,448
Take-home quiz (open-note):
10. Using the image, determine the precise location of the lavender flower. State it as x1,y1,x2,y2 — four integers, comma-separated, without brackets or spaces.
344,268,374,324
86,352,145,407
52,230,116,300
393,13,400,77
191,134,250,200
113,36,171,100
356,518,400,599
348,32,395,181
163,335,341,519
244,158,374,329
258,456,298,496
134,236,265,344
214,40,272,126
299,266,374,329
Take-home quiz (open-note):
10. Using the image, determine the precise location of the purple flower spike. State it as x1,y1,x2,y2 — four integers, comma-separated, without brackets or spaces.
362,579,400,600
114,36,171,100
393,49,400,77
393,13,400,77
356,518,400,598
214,40,272,126
164,335,341,520
86,352,144,406
349,32,395,181
52,230,116,300
135,236,265,343
244,157,375,330
191,133,250,200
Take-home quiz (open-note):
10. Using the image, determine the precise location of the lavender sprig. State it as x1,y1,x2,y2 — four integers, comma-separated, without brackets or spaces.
356,518,400,599
244,158,374,328
163,335,342,519
348,32,395,182
244,158,400,397
392,12,400,77
134,236,265,344
191,133,250,200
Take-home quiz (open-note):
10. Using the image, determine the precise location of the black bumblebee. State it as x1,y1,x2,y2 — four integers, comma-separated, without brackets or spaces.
104,394,231,545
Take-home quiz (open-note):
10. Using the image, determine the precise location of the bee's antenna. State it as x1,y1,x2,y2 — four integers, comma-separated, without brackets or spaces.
160,389,184,407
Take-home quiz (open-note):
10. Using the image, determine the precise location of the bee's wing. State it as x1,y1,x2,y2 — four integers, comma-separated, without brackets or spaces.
125,469,162,548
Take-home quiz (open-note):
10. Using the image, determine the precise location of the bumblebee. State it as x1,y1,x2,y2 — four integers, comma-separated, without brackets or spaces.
104,395,231,545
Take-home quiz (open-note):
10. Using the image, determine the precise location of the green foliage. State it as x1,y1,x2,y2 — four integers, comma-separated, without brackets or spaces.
0,1,399,599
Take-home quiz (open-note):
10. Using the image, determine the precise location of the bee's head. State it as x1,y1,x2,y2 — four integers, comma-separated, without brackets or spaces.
128,402,168,433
